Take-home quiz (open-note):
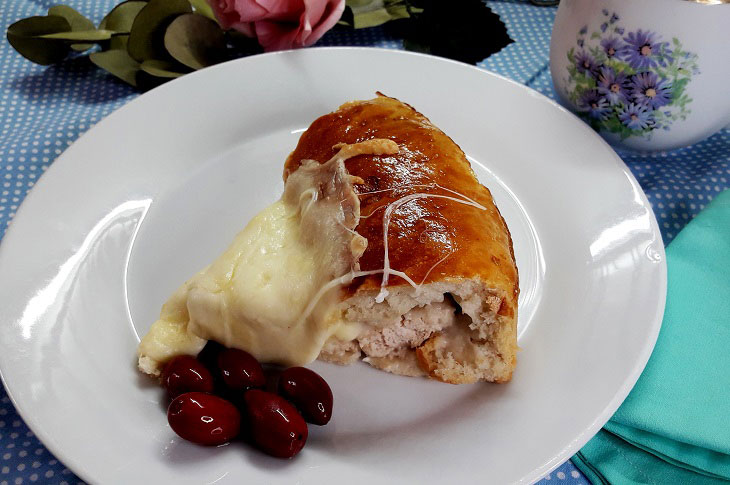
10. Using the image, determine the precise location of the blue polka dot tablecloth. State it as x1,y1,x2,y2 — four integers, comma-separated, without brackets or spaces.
0,1,728,484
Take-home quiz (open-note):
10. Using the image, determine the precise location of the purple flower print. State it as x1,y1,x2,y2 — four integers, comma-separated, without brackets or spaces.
579,89,611,120
597,67,629,105
630,71,672,109
619,30,665,69
565,11,700,139
574,50,599,77
618,103,655,130
600,37,622,59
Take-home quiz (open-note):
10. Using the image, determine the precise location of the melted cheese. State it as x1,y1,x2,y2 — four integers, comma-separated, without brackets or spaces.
184,199,350,365
137,140,398,375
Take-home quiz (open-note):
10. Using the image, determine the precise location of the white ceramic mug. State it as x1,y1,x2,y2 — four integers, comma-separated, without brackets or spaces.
549,0,730,152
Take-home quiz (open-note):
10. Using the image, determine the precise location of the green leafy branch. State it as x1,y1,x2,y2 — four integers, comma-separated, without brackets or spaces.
6,0,238,89
339,0,416,29
7,0,513,90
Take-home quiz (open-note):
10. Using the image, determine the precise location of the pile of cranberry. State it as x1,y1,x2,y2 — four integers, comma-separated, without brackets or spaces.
161,342,333,458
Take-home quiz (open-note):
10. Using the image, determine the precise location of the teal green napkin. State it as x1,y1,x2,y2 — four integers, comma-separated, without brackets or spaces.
573,189,730,484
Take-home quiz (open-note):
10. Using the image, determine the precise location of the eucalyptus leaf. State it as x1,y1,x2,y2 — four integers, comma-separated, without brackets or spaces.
140,59,186,78
40,30,116,41
48,5,94,30
48,5,95,51
346,0,381,9
70,43,93,52
341,0,411,28
99,1,147,31
187,0,217,22
6,16,71,65
109,35,130,51
353,5,409,28
89,49,140,86
99,1,147,50
128,0,192,62
164,13,225,70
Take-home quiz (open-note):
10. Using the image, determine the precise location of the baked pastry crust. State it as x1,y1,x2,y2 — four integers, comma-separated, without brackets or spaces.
285,94,519,383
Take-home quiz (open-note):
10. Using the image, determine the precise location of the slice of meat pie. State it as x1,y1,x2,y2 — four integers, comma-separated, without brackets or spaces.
138,94,518,384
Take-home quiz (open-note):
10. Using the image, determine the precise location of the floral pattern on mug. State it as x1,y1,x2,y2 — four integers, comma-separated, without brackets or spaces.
564,10,699,140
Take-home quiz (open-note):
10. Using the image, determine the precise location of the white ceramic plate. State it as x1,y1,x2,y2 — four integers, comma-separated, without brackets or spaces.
0,48,666,484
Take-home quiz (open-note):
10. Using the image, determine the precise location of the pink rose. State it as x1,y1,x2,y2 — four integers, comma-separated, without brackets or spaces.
209,0,345,52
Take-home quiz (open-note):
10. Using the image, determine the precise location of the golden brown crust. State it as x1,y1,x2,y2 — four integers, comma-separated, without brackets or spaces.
285,94,519,321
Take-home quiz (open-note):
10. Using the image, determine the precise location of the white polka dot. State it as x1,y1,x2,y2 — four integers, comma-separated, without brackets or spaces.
557,471,566,479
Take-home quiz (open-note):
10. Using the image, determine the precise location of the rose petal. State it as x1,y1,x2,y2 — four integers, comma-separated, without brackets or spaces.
209,0,344,51
253,0,304,21
232,0,270,22
254,19,299,51
209,0,240,29
301,0,327,30
300,0,343,47
231,21,255,37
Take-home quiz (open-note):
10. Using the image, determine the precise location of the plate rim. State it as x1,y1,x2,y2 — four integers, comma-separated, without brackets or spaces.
0,46,667,485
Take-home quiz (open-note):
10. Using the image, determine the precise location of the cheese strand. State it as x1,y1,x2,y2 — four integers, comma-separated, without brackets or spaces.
376,192,486,302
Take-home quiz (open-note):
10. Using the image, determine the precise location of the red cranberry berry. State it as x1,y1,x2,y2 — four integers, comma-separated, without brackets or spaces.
162,356,214,398
278,367,333,425
167,392,241,446
216,348,266,392
244,390,308,458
